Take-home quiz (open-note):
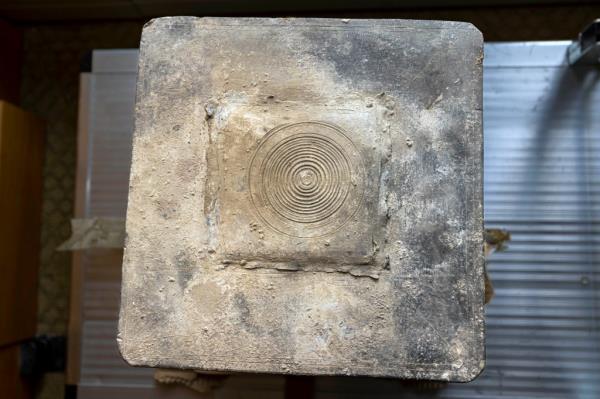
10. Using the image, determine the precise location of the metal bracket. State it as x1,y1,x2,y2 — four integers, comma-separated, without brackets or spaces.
567,19,600,66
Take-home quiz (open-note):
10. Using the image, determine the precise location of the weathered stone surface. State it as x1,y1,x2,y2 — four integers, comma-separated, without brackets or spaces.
119,17,484,381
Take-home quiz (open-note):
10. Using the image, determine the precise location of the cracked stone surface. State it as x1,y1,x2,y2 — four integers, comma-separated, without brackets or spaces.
119,17,484,381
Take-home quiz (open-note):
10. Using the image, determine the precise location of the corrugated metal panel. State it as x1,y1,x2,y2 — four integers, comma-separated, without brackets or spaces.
470,42,599,399
76,44,600,398
78,50,151,391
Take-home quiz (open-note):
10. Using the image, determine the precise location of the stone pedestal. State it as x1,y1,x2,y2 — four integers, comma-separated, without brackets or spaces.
119,17,484,381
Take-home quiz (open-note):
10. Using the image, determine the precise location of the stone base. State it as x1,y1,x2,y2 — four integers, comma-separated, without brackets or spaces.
119,17,484,382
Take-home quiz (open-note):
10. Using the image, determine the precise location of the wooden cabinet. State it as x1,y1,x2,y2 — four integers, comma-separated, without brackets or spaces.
0,100,44,399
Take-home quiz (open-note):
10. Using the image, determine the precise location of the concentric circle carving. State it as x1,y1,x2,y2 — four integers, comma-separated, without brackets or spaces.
248,121,365,238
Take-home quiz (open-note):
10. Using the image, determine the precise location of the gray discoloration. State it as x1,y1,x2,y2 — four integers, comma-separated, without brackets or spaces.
119,17,484,381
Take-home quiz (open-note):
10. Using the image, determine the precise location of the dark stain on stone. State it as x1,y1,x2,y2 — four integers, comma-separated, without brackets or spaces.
233,293,260,334
163,18,195,38
407,330,446,364
414,222,453,266
154,199,178,220
175,251,194,290
302,28,456,108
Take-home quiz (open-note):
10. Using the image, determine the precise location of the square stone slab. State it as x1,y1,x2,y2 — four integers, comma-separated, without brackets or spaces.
119,17,484,381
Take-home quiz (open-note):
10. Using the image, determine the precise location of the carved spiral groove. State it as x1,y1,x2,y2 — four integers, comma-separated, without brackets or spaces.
249,121,365,238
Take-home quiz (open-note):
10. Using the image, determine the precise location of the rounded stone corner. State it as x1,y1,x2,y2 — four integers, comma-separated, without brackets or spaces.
456,357,486,383
116,333,141,367
463,22,484,47
142,17,162,32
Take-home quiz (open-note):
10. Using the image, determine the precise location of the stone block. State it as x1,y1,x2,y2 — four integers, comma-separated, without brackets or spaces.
119,17,484,381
